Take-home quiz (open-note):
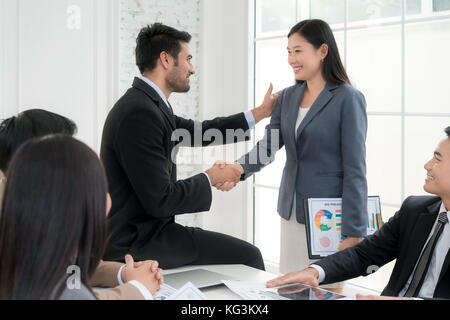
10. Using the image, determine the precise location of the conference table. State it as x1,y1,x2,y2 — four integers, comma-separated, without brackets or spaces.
163,264,277,300
163,264,375,300
95,264,377,299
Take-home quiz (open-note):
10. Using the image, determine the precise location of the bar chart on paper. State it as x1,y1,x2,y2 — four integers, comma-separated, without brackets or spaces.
366,197,381,236
368,212,376,231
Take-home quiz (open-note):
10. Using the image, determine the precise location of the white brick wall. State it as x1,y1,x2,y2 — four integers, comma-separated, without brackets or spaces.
119,0,203,227
119,0,200,119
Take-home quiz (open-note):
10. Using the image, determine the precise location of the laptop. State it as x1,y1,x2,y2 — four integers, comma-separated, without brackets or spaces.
164,268,235,289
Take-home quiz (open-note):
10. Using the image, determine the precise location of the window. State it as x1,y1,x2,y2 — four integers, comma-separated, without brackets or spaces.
251,0,450,292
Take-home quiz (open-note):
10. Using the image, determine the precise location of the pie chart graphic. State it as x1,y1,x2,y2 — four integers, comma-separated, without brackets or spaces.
314,209,333,232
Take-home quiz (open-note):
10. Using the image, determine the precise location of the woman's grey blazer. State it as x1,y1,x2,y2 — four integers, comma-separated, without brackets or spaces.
238,82,368,237
50,277,96,300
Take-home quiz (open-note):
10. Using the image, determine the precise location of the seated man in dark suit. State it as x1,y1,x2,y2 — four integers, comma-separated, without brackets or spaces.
267,126,450,300
101,23,279,270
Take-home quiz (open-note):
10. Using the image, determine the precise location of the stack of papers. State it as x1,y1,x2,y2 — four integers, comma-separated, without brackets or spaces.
222,280,288,300
153,282,206,300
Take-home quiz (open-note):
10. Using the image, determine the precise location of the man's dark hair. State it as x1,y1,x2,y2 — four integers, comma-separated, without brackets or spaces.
0,109,77,172
135,23,192,74
446,127,450,139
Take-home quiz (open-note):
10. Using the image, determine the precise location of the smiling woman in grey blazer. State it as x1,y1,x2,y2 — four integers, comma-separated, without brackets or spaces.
220,19,368,283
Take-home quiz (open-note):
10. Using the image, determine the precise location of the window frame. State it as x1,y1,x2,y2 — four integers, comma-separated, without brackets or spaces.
250,0,450,283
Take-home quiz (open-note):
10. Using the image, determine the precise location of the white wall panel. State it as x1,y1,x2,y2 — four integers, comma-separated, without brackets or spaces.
0,0,119,152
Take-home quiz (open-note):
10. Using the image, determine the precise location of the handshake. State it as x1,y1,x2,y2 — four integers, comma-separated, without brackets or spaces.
205,161,245,192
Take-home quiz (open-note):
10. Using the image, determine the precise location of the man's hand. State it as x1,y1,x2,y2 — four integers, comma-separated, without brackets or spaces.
251,83,281,124
212,161,244,191
122,254,163,295
206,161,243,187
338,237,362,251
356,294,413,300
266,267,319,288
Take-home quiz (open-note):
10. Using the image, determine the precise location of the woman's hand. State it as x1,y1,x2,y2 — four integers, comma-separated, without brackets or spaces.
251,83,281,123
122,254,163,295
133,260,164,287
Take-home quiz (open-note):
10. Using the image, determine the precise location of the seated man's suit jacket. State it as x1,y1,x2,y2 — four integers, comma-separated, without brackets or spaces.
315,195,450,299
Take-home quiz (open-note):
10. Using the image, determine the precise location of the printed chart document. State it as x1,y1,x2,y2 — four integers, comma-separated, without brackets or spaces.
305,196,382,259
168,282,207,300
153,283,177,300
222,281,288,300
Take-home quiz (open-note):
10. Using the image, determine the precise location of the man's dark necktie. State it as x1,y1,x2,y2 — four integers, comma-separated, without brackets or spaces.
404,211,449,297
167,102,174,115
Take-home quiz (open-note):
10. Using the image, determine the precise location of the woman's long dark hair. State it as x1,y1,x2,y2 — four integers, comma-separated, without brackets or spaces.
0,135,107,300
288,19,351,86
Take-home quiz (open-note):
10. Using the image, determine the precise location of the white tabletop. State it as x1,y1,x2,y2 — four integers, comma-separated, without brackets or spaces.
163,264,381,299
94,263,379,299
163,264,279,300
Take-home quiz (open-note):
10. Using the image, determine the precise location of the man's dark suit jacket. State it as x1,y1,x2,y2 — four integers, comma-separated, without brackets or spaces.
100,77,251,268
315,195,450,299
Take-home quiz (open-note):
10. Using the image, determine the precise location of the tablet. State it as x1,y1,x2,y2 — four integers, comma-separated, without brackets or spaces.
262,283,347,300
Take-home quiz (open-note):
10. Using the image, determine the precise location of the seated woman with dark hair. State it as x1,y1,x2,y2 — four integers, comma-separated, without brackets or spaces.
0,135,161,299
0,109,77,204
0,110,163,300
0,109,77,173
